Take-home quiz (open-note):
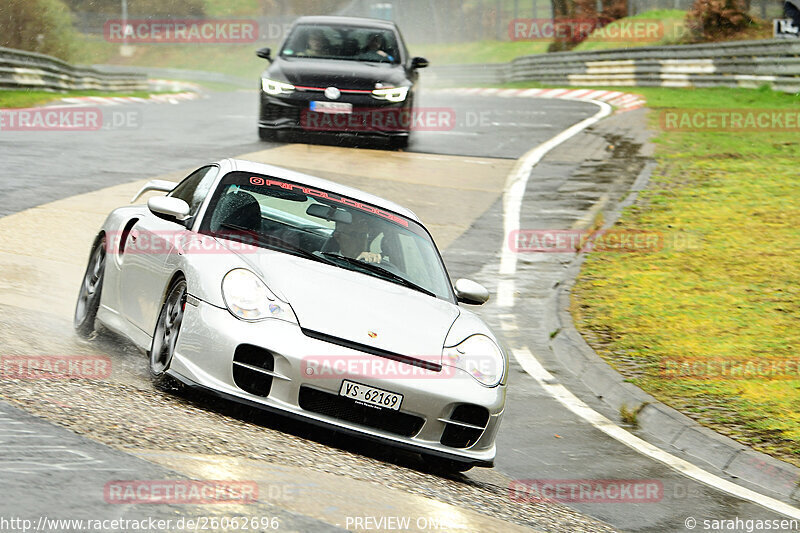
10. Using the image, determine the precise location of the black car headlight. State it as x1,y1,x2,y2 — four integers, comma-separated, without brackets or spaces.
262,78,295,96
371,86,409,103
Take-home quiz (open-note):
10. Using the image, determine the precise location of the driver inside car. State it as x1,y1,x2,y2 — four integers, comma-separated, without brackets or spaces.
359,33,393,62
329,211,383,263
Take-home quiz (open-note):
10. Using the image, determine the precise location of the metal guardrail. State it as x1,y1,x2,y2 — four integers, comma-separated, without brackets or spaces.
425,38,800,92
0,47,147,92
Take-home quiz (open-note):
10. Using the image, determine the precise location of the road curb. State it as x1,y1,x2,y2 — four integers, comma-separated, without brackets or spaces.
433,87,646,113
548,151,800,503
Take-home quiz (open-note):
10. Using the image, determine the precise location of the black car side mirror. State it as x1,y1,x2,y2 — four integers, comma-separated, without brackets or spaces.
411,57,429,69
256,47,272,61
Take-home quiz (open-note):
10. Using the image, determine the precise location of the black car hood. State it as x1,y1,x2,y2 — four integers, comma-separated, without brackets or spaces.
266,57,408,91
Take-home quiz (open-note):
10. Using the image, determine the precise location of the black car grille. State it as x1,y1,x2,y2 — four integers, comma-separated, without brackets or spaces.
440,404,490,449
232,344,275,397
261,103,301,124
298,386,425,438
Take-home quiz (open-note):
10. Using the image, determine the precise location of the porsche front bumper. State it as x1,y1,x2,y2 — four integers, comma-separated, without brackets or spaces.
169,299,505,466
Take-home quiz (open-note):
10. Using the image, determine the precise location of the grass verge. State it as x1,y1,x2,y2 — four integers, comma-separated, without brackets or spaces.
558,85,799,466
492,82,800,465
0,89,156,109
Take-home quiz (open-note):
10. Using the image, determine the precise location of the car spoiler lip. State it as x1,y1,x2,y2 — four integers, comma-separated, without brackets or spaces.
130,180,179,203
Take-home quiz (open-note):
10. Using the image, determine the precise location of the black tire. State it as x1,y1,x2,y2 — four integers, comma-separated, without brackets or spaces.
149,278,187,388
74,237,106,338
423,455,474,474
259,127,277,141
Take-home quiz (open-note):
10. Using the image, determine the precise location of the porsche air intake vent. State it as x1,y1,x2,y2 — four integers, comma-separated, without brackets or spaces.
232,344,276,397
440,404,490,449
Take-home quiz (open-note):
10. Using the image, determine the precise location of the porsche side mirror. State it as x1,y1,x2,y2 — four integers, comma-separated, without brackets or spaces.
411,57,429,69
454,279,489,305
256,47,272,61
148,196,190,222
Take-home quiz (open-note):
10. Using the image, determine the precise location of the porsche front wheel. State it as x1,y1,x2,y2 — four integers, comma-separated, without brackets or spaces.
149,278,187,387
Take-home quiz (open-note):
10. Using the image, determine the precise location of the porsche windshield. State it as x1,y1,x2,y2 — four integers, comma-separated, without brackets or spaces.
200,172,454,301
280,24,401,63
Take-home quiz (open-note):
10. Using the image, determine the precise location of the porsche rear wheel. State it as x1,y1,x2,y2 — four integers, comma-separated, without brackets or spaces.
74,237,106,338
150,278,187,387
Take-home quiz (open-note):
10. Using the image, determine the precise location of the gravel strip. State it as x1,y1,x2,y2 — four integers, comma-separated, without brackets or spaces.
0,310,615,533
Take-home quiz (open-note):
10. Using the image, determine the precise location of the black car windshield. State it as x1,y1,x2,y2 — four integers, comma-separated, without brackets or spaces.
199,172,454,302
280,24,400,64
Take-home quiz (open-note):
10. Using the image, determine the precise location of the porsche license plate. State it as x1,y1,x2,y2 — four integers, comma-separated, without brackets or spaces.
310,101,353,114
339,380,402,410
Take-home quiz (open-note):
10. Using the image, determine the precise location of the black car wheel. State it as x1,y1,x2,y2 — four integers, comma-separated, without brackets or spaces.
149,278,187,387
74,237,106,338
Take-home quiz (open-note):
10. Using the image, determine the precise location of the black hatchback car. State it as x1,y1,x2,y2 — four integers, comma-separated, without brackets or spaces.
256,16,429,148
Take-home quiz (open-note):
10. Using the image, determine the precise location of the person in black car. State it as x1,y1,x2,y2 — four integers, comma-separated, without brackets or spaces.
302,28,330,57
359,33,393,62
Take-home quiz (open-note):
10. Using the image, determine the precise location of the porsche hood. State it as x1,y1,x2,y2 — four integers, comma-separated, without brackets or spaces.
245,251,459,363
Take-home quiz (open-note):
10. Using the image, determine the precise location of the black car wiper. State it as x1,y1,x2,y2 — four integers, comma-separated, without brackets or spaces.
321,253,436,298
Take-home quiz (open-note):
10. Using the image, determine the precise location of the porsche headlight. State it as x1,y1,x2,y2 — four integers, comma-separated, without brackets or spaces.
261,78,295,96
442,334,505,387
371,86,409,102
221,269,296,323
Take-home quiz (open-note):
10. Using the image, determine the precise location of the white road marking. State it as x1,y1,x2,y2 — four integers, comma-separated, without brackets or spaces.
497,100,612,310
511,347,800,519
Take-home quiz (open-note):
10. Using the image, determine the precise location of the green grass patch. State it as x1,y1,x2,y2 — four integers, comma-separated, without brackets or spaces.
574,10,690,51
558,85,800,465
0,89,155,108
74,38,268,80
202,0,261,17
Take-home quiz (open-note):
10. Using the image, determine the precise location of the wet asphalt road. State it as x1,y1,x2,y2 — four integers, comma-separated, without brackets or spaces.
0,90,591,217
0,90,793,532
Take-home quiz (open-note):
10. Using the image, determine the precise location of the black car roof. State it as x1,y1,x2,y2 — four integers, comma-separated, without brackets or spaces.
290,15,399,30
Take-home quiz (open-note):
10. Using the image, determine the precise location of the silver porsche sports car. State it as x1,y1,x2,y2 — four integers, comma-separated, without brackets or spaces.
75,159,507,471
